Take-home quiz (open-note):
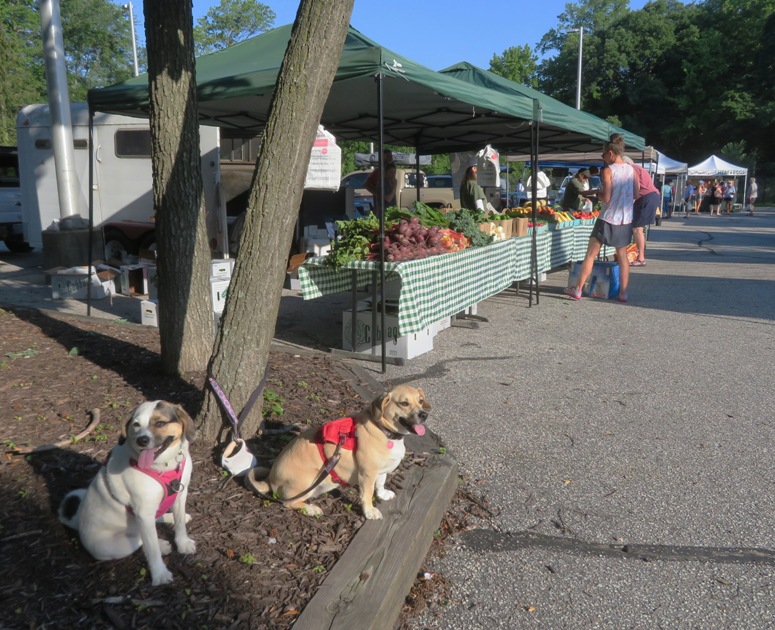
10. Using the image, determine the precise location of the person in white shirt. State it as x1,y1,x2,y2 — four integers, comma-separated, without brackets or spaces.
526,170,550,200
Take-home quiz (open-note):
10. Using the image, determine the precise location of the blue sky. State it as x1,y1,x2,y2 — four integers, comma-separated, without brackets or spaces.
122,0,656,71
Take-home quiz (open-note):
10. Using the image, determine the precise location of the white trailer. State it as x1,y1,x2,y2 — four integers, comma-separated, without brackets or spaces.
16,102,221,258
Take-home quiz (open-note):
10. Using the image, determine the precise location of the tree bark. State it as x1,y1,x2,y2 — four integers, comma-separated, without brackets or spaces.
144,0,215,375
199,0,355,443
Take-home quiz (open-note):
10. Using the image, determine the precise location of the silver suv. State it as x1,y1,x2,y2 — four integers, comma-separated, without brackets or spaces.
0,147,29,253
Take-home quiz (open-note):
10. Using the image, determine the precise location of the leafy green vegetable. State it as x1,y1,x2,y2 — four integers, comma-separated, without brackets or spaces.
445,208,493,247
324,213,381,269
386,202,450,228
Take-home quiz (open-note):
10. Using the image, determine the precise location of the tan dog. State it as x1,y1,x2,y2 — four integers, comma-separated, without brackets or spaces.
246,385,430,519
59,401,196,586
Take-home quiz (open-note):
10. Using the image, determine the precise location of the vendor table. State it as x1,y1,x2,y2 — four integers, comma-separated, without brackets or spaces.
300,237,516,335
298,222,599,338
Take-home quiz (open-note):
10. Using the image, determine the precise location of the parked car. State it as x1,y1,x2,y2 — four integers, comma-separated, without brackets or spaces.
0,146,30,252
341,169,459,216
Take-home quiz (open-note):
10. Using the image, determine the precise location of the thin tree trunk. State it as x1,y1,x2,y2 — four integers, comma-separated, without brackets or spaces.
199,0,355,443
144,0,214,375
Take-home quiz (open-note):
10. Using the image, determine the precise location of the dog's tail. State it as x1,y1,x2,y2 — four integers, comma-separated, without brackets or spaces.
244,467,272,497
58,489,86,530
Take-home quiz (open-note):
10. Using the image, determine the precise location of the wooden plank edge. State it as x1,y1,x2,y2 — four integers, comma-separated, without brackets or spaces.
294,453,459,630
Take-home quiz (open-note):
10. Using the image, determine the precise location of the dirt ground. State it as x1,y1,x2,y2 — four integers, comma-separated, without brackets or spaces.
0,306,492,629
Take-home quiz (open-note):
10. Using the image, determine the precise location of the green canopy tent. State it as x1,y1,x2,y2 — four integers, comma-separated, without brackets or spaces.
439,62,644,153
88,25,643,155
86,25,645,364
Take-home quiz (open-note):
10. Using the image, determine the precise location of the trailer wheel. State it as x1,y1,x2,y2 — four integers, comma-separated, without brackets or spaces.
139,232,157,256
104,228,137,264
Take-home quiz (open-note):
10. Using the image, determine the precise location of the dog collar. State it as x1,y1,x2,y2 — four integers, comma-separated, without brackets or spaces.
371,419,404,447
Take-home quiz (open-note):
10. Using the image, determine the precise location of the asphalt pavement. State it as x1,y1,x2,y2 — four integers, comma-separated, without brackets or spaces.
2,208,774,628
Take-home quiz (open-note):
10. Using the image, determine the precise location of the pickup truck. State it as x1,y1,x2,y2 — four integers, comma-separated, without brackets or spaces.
341,168,459,216
0,146,30,252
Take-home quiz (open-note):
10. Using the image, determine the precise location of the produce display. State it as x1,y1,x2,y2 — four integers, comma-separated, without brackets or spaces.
321,200,599,269
324,203,492,268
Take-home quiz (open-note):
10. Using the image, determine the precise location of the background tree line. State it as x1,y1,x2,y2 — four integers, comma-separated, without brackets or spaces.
2,0,773,190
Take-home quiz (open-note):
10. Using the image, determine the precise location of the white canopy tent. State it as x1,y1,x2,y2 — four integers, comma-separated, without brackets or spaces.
688,155,748,208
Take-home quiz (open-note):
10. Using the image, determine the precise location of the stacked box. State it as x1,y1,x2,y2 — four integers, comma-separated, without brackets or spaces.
140,299,159,327
210,258,235,280
51,266,117,300
211,277,230,314
341,301,433,360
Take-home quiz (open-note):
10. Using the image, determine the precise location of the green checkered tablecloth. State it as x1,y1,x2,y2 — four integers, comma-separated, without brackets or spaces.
299,223,593,336
300,239,516,335
549,224,575,268
573,223,595,260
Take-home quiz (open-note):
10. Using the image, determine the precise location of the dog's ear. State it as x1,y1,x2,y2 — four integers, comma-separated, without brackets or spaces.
119,405,139,445
371,392,388,422
175,405,197,444
417,387,431,411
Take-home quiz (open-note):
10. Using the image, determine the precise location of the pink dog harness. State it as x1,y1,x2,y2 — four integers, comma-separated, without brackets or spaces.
129,458,186,518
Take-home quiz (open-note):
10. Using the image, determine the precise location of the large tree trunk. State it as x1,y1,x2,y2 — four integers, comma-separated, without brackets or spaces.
198,0,354,443
144,1,215,375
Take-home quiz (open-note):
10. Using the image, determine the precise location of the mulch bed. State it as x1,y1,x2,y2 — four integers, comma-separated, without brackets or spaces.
0,306,494,629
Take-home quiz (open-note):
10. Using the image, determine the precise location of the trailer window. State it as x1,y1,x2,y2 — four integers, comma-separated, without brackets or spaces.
115,129,152,158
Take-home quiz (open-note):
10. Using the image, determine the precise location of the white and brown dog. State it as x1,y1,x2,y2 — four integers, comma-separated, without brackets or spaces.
246,385,430,520
59,401,196,586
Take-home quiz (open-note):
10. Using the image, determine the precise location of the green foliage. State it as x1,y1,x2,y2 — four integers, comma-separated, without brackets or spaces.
262,388,284,418
489,45,539,87
324,213,380,268
194,0,275,56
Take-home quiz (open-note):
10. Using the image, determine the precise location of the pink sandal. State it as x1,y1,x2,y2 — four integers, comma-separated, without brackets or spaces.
630,260,646,267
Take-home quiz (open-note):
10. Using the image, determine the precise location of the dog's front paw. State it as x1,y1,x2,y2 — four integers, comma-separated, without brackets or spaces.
363,506,383,520
151,567,174,586
159,539,173,555
176,536,196,555
376,488,395,501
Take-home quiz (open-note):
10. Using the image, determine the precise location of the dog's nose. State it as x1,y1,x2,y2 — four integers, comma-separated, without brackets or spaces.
136,435,150,447
418,411,428,421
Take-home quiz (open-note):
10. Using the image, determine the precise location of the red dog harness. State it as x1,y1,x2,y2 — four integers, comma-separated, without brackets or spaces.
315,417,357,486
129,458,186,519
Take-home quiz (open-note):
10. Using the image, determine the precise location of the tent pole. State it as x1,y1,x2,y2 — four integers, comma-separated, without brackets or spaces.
528,100,541,307
377,73,386,374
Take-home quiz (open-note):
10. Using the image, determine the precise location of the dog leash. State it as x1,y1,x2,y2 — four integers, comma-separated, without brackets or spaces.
246,431,349,504
208,367,269,476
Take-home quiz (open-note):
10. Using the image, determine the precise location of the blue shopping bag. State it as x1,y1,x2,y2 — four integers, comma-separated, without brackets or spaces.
568,260,620,299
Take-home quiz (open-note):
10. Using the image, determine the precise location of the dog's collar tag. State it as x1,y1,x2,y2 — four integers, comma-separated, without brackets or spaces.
386,441,394,449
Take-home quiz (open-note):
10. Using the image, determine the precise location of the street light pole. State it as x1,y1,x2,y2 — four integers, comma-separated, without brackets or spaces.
122,2,139,77
574,26,583,110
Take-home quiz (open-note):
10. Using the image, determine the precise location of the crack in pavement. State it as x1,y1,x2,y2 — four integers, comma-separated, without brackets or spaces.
461,528,775,565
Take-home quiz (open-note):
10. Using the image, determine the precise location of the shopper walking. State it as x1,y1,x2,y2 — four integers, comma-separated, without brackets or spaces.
564,133,639,303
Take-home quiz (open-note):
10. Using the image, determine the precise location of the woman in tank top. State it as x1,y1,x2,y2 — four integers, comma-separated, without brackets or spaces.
564,133,639,303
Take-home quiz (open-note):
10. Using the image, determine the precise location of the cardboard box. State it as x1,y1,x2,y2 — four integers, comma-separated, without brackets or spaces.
140,299,159,327
304,238,332,257
341,305,433,360
119,264,152,296
211,277,231,313
210,258,235,280
51,266,116,300
513,217,528,237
